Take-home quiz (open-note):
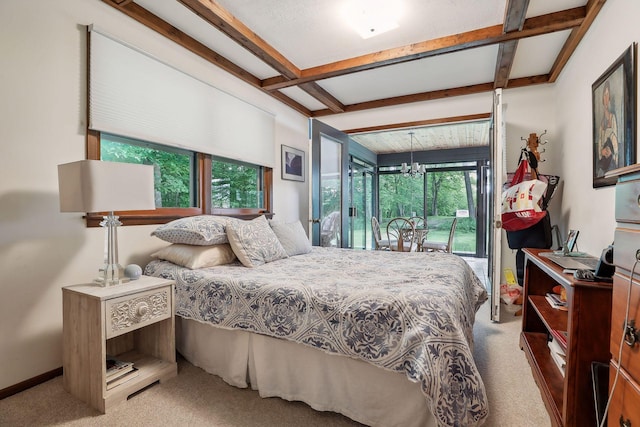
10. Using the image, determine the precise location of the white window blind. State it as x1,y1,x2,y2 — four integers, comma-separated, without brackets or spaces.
88,26,275,167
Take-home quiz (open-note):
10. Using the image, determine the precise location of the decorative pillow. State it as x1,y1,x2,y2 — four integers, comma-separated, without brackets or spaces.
151,215,231,245
151,244,237,269
226,216,288,267
269,220,312,256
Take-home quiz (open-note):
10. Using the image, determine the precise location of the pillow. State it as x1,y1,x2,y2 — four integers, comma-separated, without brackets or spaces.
269,220,312,256
226,216,288,267
151,244,237,269
151,215,231,245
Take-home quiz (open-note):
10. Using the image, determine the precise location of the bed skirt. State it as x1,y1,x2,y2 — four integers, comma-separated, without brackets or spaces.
177,316,436,427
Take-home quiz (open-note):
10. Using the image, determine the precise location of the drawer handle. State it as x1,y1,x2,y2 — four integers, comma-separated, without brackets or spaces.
624,320,638,347
134,301,149,319
620,415,632,427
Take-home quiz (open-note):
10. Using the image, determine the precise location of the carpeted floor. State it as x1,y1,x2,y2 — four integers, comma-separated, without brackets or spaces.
0,259,551,426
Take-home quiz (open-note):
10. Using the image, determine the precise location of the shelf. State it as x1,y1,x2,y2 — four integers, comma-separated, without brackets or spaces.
104,351,177,404
520,331,564,426
522,249,613,427
529,295,568,333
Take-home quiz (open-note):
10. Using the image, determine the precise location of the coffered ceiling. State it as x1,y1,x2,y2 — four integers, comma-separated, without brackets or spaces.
102,0,604,153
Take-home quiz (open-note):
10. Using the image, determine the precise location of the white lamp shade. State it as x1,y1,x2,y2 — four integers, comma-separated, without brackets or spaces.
58,160,155,213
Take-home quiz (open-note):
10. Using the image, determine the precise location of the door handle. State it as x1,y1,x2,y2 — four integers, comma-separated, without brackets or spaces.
624,320,638,347
310,218,321,224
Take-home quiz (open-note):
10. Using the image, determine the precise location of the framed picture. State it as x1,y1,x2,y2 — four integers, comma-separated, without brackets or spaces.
592,43,637,188
281,145,305,182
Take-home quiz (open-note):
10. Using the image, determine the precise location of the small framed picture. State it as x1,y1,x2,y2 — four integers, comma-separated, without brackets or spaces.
591,44,637,188
281,145,305,182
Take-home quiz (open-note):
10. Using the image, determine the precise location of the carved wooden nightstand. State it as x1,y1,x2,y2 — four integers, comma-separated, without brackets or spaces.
62,276,177,413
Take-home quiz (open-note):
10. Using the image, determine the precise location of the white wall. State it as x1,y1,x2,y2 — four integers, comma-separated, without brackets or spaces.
0,0,308,390
553,0,640,256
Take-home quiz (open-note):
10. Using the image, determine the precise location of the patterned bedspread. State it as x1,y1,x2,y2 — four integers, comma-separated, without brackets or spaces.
145,247,489,426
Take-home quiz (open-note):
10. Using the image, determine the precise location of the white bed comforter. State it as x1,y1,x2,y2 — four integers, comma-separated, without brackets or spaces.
145,247,489,427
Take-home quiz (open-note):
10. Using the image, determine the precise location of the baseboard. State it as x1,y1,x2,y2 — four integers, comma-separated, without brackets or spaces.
0,367,63,400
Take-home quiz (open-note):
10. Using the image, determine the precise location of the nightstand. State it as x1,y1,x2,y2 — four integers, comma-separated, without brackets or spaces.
62,276,177,413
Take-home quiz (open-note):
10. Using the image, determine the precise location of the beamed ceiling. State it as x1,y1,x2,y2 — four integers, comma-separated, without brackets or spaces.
101,0,604,153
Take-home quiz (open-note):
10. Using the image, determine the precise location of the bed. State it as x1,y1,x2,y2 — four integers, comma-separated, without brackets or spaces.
144,219,489,427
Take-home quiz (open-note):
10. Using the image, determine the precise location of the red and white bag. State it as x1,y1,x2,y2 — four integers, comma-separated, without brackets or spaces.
501,160,548,232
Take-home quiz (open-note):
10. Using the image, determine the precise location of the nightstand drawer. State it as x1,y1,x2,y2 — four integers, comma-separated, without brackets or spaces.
105,285,172,339
609,363,640,427
611,275,640,380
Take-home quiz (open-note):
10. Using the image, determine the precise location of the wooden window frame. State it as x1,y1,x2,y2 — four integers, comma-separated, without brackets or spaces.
85,130,273,226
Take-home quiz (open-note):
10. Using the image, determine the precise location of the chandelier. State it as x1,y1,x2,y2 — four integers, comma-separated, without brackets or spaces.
401,131,426,177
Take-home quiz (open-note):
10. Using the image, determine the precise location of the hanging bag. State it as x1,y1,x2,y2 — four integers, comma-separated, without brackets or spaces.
501,158,548,232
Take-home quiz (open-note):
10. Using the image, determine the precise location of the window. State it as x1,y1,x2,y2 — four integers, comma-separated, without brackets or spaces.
212,158,263,209
86,130,272,226
101,133,197,208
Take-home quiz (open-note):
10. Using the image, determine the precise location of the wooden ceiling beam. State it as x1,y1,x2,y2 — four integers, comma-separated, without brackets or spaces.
310,73,550,117
311,83,496,117
100,0,311,116
178,0,301,79
494,0,529,89
343,113,492,135
298,83,346,113
178,0,345,112
548,0,607,82
263,7,585,91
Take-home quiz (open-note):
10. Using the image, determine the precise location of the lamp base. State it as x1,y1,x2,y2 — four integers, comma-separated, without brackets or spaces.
95,262,130,287
96,213,131,286
94,276,131,287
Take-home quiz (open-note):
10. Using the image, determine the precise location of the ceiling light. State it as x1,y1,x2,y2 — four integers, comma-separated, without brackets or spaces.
343,0,402,39
401,131,426,177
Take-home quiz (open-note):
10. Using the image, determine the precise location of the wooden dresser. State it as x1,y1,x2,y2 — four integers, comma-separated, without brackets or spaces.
607,164,640,427
520,248,612,427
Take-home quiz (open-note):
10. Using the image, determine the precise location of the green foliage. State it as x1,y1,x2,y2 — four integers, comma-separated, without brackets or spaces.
101,139,192,208
321,178,341,214
211,160,261,208
378,174,424,223
379,170,479,254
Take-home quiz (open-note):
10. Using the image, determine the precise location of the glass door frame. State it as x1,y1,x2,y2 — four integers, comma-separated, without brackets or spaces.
310,119,350,247
349,157,375,250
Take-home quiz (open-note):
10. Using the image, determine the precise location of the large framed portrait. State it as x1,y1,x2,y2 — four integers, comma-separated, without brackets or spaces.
592,43,637,188
281,145,305,182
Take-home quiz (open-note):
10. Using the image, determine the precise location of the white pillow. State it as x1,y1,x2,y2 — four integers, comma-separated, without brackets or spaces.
226,216,288,267
270,220,312,256
151,215,231,246
151,244,237,269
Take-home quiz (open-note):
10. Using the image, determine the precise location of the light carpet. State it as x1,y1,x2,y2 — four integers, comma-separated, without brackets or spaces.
0,305,549,427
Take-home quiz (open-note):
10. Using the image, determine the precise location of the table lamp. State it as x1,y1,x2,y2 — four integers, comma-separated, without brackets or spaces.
58,160,155,286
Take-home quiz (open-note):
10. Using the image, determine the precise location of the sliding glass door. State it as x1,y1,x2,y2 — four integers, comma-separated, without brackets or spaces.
378,161,485,257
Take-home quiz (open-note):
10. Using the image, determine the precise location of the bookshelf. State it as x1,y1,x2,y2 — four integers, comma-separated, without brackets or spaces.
520,248,612,427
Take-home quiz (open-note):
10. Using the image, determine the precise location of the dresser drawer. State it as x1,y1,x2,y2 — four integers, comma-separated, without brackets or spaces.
614,228,640,274
608,363,640,427
616,177,640,224
105,285,172,339
611,275,640,380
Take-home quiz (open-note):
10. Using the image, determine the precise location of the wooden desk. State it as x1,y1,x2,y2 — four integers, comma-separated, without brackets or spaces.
520,248,612,427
